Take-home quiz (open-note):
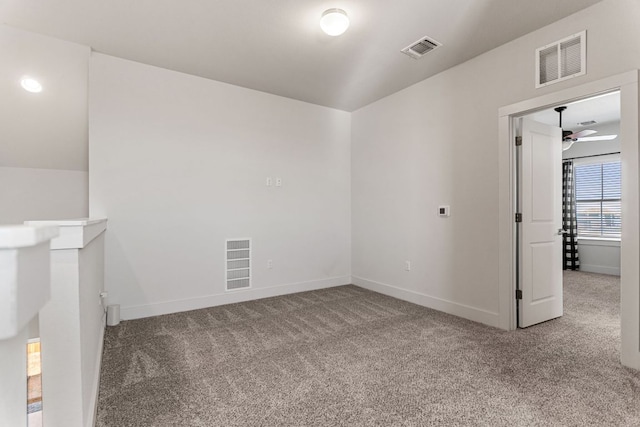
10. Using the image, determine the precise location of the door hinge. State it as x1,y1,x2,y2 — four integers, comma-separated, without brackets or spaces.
515,213,522,223
515,289,523,300
515,136,522,146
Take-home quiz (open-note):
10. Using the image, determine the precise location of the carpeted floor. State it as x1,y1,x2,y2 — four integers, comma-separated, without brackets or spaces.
97,271,640,426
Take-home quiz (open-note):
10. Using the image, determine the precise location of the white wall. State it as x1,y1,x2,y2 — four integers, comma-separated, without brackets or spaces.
577,239,620,276
0,24,89,224
351,0,640,327
89,53,351,319
0,167,87,224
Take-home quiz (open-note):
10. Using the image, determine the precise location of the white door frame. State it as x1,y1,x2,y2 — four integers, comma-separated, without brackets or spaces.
497,70,640,370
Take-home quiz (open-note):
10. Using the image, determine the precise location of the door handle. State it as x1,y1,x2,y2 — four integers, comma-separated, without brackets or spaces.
557,228,568,236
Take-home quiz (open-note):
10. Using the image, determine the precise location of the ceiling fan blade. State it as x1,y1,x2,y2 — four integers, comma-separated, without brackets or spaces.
565,129,597,139
576,134,618,142
562,140,575,151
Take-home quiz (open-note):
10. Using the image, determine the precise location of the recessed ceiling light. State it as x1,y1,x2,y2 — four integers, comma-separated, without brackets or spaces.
21,77,43,93
320,8,349,36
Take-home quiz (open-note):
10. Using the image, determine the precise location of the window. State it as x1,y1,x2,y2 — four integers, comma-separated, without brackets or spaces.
574,158,621,238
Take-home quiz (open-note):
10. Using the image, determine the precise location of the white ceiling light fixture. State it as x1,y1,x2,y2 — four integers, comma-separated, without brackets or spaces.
320,8,349,36
20,77,43,93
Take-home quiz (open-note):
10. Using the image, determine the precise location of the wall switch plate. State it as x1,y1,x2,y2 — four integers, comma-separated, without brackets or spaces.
438,205,450,217
275,177,282,187
267,259,273,269
405,261,411,271
266,177,273,186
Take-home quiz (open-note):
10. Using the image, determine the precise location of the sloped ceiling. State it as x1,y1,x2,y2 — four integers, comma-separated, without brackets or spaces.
0,0,603,111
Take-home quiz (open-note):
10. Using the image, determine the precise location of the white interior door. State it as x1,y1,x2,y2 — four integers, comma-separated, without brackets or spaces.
519,118,563,327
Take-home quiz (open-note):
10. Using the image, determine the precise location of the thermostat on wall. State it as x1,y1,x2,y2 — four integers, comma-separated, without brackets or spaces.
438,206,450,217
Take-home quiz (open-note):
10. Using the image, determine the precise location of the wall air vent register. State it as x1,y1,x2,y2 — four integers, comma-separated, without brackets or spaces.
225,239,251,290
536,31,586,88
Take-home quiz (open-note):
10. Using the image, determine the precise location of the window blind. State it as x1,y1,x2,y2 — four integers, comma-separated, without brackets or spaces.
574,160,621,238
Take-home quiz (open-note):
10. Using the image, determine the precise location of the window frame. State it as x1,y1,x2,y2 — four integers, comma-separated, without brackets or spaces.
573,154,621,240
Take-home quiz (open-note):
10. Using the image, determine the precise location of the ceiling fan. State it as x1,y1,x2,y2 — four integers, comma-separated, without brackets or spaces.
554,106,618,151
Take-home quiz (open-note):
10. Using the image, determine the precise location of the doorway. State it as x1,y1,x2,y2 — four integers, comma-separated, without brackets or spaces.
497,71,640,369
514,91,621,328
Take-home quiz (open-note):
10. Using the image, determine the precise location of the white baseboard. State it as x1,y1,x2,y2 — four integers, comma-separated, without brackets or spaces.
121,276,351,320
352,275,501,328
87,316,105,427
579,264,621,276
621,350,640,371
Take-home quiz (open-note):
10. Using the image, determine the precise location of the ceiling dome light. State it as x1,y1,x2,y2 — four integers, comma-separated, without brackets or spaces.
320,8,349,36
21,77,42,93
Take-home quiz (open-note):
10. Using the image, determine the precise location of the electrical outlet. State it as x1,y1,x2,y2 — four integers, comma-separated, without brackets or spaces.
267,259,273,269
405,261,411,271
275,177,282,187
266,177,273,186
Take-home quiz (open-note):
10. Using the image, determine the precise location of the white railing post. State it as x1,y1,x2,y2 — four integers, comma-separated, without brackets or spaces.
26,218,108,427
0,225,58,427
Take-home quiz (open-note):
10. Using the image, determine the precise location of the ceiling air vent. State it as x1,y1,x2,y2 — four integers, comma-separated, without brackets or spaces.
226,239,251,291
401,36,441,59
536,31,586,88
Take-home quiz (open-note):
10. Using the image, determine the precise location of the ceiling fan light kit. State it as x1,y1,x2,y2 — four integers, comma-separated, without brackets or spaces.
554,105,617,151
578,135,617,142
320,8,349,36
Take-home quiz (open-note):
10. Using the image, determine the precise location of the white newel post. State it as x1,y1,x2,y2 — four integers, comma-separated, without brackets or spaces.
0,225,58,427
25,218,108,427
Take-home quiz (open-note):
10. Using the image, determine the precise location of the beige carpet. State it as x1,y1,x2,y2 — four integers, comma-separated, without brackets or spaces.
97,271,640,426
